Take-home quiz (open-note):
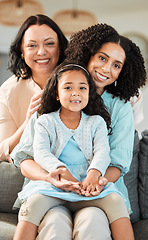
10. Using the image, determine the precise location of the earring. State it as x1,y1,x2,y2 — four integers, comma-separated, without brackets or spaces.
114,80,117,87
21,53,24,59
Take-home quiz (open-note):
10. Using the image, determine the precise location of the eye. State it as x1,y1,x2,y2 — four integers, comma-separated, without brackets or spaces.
99,56,106,62
80,87,87,90
64,86,72,89
46,42,55,46
113,63,121,69
28,44,37,48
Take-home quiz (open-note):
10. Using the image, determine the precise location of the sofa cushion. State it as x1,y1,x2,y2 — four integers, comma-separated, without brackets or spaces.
124,130,140,223
132,219,148,240
138,130,148,219
0,161,24,213
0,213,17,240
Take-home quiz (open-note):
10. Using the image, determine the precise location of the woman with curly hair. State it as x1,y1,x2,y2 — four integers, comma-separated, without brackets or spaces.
64,23,146,238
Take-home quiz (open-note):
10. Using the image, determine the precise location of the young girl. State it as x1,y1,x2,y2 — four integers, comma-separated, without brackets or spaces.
13,63,134,240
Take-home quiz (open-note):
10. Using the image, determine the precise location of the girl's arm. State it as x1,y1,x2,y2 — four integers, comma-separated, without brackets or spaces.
80,117,111,197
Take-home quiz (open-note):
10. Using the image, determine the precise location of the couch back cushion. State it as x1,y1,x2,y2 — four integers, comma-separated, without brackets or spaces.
138,130,148,220
124,130,140,223
0,161,24,213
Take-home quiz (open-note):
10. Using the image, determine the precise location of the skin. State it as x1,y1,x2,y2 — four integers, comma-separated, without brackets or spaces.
87,42,125,95
21,24,60,90
57,70,89,129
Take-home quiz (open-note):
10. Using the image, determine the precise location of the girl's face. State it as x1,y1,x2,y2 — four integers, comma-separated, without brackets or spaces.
21,24,60,79
87,42,126,95
57,70,89,114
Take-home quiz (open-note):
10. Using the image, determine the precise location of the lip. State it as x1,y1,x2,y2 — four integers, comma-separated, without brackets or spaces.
70,100,81,103
95,71,109,82
35,58,50,64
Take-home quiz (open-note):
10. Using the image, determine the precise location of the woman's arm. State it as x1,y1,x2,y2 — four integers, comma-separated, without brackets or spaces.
21,159,81,192
98,100,135,192
0,91,42,161
9,93,42,153
104,166,121,182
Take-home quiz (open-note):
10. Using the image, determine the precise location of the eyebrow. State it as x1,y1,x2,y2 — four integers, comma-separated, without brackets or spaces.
27,37,55,43
64,82,88,85
99,51,124,65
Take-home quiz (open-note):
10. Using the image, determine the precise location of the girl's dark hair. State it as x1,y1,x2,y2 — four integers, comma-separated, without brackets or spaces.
38,62,112,131
9,14,68,80
65,23,146,101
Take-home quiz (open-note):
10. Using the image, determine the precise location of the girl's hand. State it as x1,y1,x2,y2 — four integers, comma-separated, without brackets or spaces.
81,169,104,197
25,91,43,122
46,167,81,193
98,176,108,191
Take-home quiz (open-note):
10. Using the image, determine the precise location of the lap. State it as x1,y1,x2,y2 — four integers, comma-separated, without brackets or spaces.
37,206,111,240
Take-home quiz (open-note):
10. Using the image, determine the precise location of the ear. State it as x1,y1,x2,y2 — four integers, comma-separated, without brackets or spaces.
56,91,60,101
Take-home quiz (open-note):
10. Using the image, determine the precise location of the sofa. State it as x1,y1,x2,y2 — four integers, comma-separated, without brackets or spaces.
0,130,148,240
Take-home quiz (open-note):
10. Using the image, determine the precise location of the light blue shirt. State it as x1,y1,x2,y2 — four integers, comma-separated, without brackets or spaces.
102,91,135,212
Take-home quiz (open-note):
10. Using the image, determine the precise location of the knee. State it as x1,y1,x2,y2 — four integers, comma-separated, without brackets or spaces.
107,193,125,206
73,207,111,240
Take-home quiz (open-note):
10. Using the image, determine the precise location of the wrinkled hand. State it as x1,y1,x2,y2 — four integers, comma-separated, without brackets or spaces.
46,168,81,193
26,91,43,122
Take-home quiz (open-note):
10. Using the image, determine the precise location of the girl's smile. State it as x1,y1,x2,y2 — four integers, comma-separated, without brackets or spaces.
57,70,89,114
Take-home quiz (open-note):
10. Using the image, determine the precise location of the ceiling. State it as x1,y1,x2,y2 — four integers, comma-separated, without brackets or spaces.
0,0,148,54
39,0,148,19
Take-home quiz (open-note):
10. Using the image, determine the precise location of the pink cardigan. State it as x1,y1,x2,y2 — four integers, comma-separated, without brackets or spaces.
0,75,41,162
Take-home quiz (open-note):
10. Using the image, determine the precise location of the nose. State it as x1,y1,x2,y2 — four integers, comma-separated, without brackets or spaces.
71,92,80,96
101,62,110,72
37,45,46,55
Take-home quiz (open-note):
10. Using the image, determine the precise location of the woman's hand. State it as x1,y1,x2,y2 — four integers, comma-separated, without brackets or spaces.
25,91,43,123
46,167,81,193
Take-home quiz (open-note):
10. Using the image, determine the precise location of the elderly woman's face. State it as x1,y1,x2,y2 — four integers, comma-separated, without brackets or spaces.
21,24,60,79
87,42,125,95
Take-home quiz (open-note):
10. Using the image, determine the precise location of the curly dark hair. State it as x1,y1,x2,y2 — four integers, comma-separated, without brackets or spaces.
38,62,112,131
65,23,147,101
8,14,68,81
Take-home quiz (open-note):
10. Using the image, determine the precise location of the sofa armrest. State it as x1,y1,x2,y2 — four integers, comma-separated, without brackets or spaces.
0,161,24,213
124,130,140,223
138,130,148,220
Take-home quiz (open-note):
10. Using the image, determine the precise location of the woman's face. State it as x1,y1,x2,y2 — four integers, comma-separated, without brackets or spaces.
87,42,126,95
21,24,60,79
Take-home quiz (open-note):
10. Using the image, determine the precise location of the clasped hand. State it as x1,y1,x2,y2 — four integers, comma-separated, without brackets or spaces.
47,167,108,197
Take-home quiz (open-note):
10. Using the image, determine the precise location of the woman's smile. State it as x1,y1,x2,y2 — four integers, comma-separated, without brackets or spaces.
95,71,109,82
87,42,125,95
